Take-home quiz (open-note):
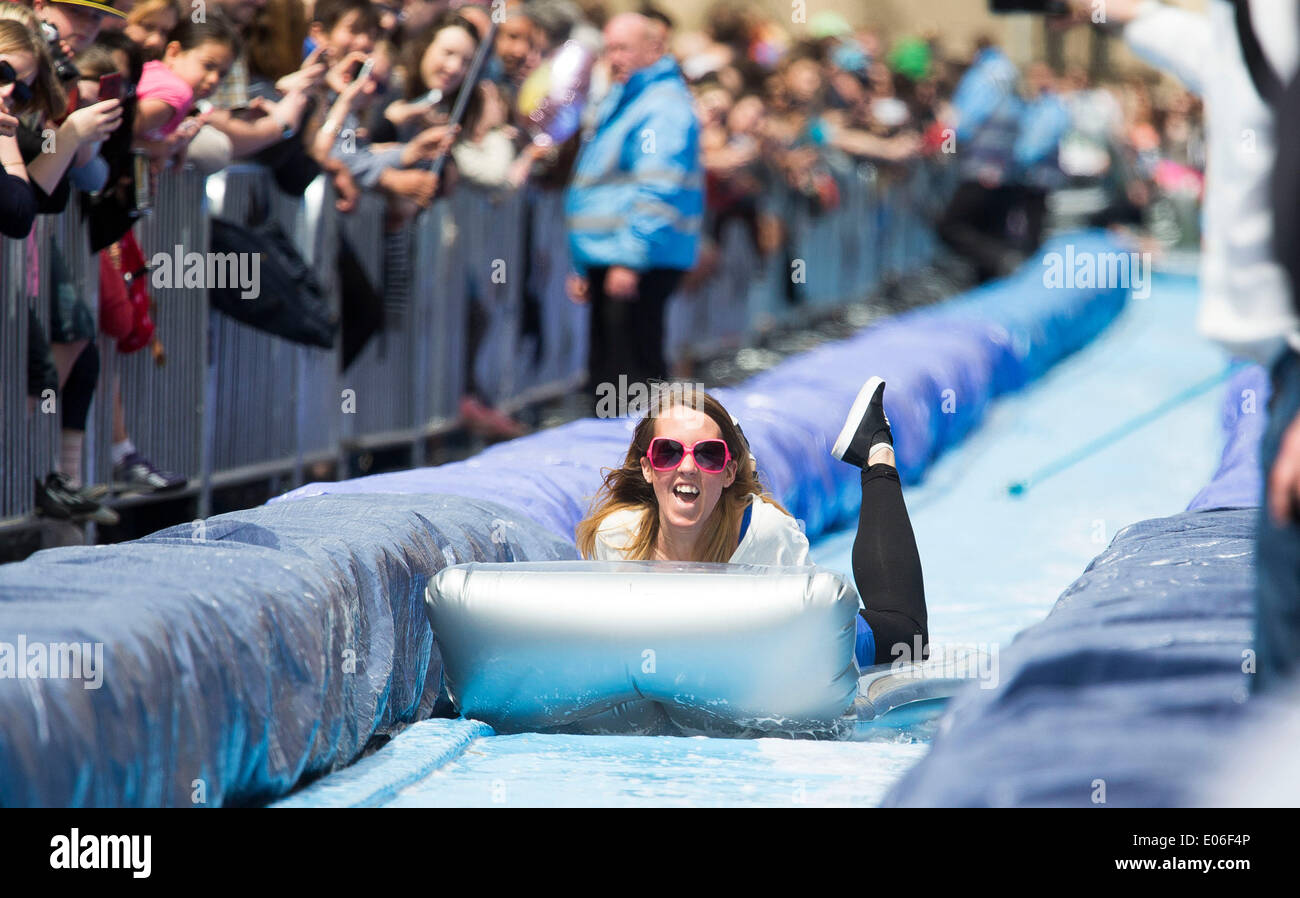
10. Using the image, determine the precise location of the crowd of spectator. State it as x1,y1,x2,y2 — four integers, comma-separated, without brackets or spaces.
0,0,1206,526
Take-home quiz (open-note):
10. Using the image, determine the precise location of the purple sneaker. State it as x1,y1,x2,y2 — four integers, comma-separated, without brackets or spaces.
113,452,187,493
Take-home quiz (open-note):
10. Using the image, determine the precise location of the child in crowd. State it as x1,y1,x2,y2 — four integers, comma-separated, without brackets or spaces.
78,39,188,495
133,15,238,164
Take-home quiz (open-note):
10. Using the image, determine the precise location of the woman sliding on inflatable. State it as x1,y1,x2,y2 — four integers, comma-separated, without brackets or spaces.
576,378,929,668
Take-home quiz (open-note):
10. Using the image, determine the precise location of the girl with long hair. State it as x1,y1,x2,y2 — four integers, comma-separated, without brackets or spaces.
576,377,929,667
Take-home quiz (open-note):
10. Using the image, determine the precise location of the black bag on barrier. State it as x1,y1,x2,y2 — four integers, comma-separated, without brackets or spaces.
208,216,338,349
338,232,384,372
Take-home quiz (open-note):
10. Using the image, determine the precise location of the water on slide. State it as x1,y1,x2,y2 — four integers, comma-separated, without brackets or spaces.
281,272,1232,807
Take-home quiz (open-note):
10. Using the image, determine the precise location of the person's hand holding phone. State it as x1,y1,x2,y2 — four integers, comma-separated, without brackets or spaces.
384,91,447,131
335,60,376,112
400,122,459,166
325,50,369,95
277,45,328,96
64,99,123,145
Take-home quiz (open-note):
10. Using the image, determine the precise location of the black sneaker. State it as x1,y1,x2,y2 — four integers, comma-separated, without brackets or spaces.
831,376,892,469
35,472,120,524
35,475,78,520
113,452,187,493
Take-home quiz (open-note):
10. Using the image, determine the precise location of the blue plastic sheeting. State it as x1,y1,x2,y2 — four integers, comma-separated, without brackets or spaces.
884,365,1275,807
0,230,1128,807
277,230,1129,542
0,495,576,807
884,508,1257,807
1187,363,1269,512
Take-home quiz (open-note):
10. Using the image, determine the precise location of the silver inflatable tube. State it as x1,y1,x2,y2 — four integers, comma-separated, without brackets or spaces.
425,561,862,737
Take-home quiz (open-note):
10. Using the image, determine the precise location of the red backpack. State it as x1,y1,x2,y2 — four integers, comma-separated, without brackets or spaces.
98,229,155,353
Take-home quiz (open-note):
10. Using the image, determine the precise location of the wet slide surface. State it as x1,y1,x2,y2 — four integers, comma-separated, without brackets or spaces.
280,273,1231,807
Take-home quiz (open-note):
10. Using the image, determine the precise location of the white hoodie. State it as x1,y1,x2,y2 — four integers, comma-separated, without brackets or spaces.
590,493,811,565
1123,0,1300,363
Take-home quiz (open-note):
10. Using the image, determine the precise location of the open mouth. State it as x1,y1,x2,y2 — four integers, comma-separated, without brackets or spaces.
672,483,700,505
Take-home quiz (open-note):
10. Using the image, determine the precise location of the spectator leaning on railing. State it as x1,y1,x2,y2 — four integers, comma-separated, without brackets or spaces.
0,16,42,237
6,2,201,515
5,1,127,523
74,31,189,495
133,16,238,169
0,14,53,443
202,0,321,162
565,11,703,410
313,6,462,216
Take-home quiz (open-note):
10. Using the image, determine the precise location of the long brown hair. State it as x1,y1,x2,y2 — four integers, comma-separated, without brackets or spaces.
402,10,480,100
400,10,484,132
576,387,790,563
0,14,66,121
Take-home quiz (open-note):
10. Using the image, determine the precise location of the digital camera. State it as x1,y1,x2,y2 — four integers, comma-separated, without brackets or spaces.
39,21,81,83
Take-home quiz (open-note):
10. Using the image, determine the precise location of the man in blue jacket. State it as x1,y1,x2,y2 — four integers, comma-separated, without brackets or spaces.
1008,61,1070,257
565,12,703,412
936,39,1025,282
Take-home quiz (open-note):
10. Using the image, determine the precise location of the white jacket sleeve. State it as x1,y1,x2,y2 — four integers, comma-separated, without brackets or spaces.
1122,1,1212,95
772,519,811,567
731,496,810,566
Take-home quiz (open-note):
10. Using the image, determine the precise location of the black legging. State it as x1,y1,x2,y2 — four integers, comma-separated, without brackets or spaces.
853,463,929,665
61,342,99,432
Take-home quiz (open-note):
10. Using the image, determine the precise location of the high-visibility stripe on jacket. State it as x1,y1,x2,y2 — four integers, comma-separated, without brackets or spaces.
565,55,703,275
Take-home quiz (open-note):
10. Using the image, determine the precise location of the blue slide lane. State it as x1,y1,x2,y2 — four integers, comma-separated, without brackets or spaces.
0,231,1128,806
885,363,1272,807
272,719,493,808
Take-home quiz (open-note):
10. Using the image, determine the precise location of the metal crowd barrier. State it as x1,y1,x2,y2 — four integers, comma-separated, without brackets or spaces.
88,170,210,506
1,210,67,520
1,154,954,526
666,154,953,364
0,225,33,518
204,166,340,493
